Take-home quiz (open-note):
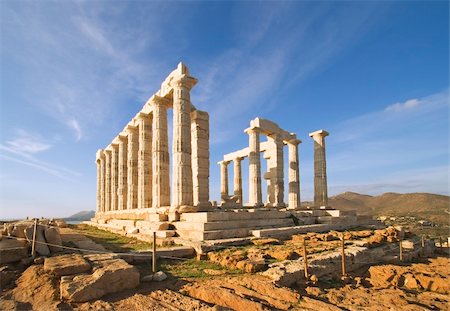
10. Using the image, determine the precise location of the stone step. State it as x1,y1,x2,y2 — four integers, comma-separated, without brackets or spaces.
177,228,252,241
174,218,295,231
180,209,290,222
317,216,357,225
252,224,334,238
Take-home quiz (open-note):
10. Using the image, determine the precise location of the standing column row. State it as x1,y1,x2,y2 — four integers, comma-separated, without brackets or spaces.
309,130,329,208
246,128,263,207
191,110,210,207
137,113,152,209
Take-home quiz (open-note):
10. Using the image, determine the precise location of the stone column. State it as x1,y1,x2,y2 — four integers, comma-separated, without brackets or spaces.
170,71,197,209
110,144,119,211
137,113,152,209
219,160,230,203
151,96,170,208
233,157,243,204
104,149,112,212
117,135,128,210
246,128,263,207
287,139,301,209
96,150,103,213
191,110,210,208
100,151,106,212
271,135,285,208
309,130,329,208
127,126,139,209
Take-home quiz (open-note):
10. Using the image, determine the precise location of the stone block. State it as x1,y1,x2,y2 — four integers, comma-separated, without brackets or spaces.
60,259,139,302
180,210,290,222
175,218,294,231
252,224,333,238
44,227,63,253
24,225,50,256
44,254,91,276
0,239,28,264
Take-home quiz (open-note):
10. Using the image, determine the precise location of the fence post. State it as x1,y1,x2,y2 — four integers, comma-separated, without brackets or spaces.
31,219,37,258
439,236,443,248
152,231,157,274
399,239,403,263
341,233,346,277
421,235,425,248
303,238,309,280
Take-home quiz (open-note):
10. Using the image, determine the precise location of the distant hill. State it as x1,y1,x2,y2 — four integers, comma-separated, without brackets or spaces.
64,210,95,221
327,192,449,225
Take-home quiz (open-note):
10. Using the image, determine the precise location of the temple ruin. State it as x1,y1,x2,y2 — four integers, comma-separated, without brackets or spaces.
92,63,377,245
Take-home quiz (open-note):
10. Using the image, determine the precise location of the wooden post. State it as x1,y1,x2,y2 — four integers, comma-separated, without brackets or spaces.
303,238,308,279
31,219,37,258
399,239,403,262
439,236,443,248
421,235,425,248
152,231,157,274
341,233,346,277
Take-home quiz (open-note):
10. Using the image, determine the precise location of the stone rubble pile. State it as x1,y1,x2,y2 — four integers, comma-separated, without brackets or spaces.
0,219,66,264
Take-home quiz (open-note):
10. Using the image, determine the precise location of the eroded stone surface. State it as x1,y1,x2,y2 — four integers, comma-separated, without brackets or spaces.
44,254,91,276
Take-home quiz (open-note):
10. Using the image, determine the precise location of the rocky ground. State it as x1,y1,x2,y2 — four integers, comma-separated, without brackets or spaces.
1,226,449,310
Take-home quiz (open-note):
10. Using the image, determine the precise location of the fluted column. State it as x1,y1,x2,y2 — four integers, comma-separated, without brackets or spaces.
117,136,128,210
288,139,301,209
233,157,243,204
309,130,329,207
191,110,210,207
100,151,106,212
137,113,152,209
110,144,119,211
272,135,285,208
127,126,139,209
151,96,170,208
219,160,230,203
246,128,263,207
171,70,197,209
104,149,112,212
96,150,103,213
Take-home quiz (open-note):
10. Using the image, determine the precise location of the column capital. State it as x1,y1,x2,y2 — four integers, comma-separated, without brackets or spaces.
233,157,244,163
218,160,231,166
137,112,151,120
96,149,104,162
149,94,171,107
126,124,138,134
244,127,261,135
309,129,329,138
287,138,302,146
170,74,198,90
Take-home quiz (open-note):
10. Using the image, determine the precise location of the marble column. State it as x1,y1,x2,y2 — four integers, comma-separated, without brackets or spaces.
104,149,112,212
271,135,285,208
233,157,243,204
246,128,263,207
191,110,210,207
287,139,301,209
111,144,119,211
219,160,230,203
127,126,139,209
171,71,197,209
137,113,152,209
96,150,103,213
309,130,329,207
100,151,106,212
117,136,128,210
151,96,170,208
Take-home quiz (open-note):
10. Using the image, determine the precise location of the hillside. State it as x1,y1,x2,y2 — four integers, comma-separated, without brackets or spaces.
64,210,95,221
328,192,449,225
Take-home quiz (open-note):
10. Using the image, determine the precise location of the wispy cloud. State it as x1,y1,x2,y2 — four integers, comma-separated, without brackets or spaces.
67,119,82,141
385,98,421,112
0,129,81,179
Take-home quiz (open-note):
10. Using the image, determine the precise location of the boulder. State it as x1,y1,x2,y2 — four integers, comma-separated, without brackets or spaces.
11,222,33,239
55,220,67,228
24,225,50,256
252,238,280,246
0,239,28,264
236,260,266,273
126,228,139,234
368,265,402,288
60,259,140,302
142,271,167,282
44,254,91,276
44,227,62,253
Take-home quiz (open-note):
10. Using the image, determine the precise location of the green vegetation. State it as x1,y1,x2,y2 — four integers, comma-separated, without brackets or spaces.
71,224,152,252
160,258,242,278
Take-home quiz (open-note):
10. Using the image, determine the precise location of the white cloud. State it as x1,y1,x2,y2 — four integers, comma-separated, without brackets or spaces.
67,119,83,141
2,130,51,155
385,99,421,112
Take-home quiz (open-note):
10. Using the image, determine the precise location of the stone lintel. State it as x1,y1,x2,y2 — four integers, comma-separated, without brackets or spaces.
309,129,329,138
249,118,296,142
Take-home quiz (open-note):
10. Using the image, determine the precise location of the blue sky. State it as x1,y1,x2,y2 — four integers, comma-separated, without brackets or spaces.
1,1,448,219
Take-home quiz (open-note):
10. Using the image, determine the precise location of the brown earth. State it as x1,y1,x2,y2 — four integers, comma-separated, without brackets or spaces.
1,228,449,311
